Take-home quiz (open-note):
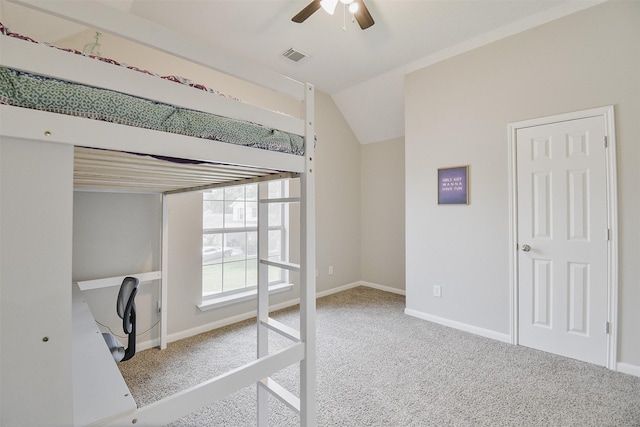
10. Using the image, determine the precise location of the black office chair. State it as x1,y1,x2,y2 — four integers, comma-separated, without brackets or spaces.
102,276,139,362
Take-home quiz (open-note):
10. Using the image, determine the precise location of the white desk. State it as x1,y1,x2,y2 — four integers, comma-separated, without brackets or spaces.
72,283,137,426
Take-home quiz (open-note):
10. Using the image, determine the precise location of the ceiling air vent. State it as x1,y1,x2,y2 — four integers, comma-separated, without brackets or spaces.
282,48,308,63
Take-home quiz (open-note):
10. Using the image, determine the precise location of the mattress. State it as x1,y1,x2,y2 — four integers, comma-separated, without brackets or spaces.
0,23,305,156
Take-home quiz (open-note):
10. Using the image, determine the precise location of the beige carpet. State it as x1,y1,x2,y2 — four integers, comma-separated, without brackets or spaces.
119,286,640,426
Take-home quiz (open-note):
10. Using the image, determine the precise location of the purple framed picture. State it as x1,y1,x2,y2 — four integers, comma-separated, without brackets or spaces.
438,166,469,205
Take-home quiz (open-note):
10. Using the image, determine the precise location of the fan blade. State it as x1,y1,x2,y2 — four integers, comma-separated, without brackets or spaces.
292,0,322,23
353,0,375,29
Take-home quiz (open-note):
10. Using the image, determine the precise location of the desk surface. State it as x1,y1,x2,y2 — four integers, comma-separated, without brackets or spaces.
72,283,137,426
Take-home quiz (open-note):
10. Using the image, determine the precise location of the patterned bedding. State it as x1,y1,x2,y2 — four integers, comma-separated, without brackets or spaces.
0,67,304,155
0,23,305,156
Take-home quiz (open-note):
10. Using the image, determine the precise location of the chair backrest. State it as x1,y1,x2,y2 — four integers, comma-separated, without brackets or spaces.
117,276,139,361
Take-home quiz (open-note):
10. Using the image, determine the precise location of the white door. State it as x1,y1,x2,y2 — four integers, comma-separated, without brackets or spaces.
516,116,609,366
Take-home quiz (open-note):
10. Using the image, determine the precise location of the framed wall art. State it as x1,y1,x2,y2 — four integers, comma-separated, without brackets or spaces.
438,165,469,205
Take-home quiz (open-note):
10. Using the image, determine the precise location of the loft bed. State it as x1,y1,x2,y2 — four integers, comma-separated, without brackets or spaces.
0,1,316,426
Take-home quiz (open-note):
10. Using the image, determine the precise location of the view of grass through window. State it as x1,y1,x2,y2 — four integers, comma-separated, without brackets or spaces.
202,181,286,296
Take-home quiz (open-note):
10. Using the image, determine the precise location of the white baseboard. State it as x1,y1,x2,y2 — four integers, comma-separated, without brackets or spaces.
404,308,511,344
165,312,258,344
316,281,361,298
138,281,404,349
403,309,640,376
360,281,406,296
137,338,160,352
142,282,362,347
616,362,640,378
166,297,305,345
316,281,405,298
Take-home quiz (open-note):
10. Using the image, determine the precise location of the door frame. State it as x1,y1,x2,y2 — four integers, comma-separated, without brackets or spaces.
507,106,619,370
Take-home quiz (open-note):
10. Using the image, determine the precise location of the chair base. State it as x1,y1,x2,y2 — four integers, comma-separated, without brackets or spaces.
102,332,125,363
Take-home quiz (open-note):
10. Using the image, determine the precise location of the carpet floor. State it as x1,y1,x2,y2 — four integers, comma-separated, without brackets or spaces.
119,286,640,426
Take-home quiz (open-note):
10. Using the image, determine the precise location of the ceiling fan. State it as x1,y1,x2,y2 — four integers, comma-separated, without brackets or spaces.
292,0,375,30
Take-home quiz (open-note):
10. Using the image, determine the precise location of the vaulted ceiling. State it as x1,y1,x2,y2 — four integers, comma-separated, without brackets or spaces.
1,0,604,144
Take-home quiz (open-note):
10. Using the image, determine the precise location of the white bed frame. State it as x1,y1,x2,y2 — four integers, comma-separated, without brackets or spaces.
0,1,316,426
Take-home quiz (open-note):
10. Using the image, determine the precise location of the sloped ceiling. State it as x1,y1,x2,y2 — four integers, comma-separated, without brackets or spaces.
1,0,605,144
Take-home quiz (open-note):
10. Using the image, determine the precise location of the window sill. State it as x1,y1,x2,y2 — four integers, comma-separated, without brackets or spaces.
197,283,294,311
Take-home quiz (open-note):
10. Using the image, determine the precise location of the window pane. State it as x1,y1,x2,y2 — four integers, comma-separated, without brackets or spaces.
203,234,223,265
247,231,258,259
225,185,244,201
269,265,282,283
246,258,257,287
203,188,224,201
223,261,246,292
268,229,283,283
203,264,222,295
269,229,282,257
246,201,257,228
225,200,244,228
269,204,282,226
203,200,223,229
245,184,257,201
225,232,245,261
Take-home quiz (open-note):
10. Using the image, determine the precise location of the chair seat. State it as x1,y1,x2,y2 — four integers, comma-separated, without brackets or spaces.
102,332,125,363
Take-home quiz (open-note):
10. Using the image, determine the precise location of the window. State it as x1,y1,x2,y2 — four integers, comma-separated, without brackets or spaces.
202,181,288,299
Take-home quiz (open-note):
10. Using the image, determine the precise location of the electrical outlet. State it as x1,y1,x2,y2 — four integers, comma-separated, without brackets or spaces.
328,265,334,275
433,285,442,298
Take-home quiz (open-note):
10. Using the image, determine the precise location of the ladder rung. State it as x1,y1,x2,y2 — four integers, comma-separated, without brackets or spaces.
259,197,300,204
260,259,300,272
260,317,300,342
259,377,300,413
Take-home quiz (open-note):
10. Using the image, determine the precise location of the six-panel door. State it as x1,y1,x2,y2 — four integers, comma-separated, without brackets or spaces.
516,116,608,366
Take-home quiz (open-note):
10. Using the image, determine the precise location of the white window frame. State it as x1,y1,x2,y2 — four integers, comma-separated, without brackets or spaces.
200,181,290,308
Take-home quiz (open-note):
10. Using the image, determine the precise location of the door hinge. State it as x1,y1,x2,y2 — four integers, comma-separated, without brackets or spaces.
604,136,608,148
606,228,611,241
606,321,610,334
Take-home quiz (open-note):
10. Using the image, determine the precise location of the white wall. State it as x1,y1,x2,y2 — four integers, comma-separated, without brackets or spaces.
72,192,162,345
405,1,640,364
361,137,405,292
315,91,362,292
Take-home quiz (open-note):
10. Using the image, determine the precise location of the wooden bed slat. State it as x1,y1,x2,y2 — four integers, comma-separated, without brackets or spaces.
73,147,289,193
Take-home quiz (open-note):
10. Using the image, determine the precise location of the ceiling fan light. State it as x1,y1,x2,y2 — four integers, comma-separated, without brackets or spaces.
320,0,339,15
348,2,359,13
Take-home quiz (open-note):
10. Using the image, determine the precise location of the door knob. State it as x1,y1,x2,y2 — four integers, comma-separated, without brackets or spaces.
521,244,531,252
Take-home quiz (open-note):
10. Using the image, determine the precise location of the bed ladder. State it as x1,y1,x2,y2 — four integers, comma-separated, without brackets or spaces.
256,182,308,425
256,82,316,427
